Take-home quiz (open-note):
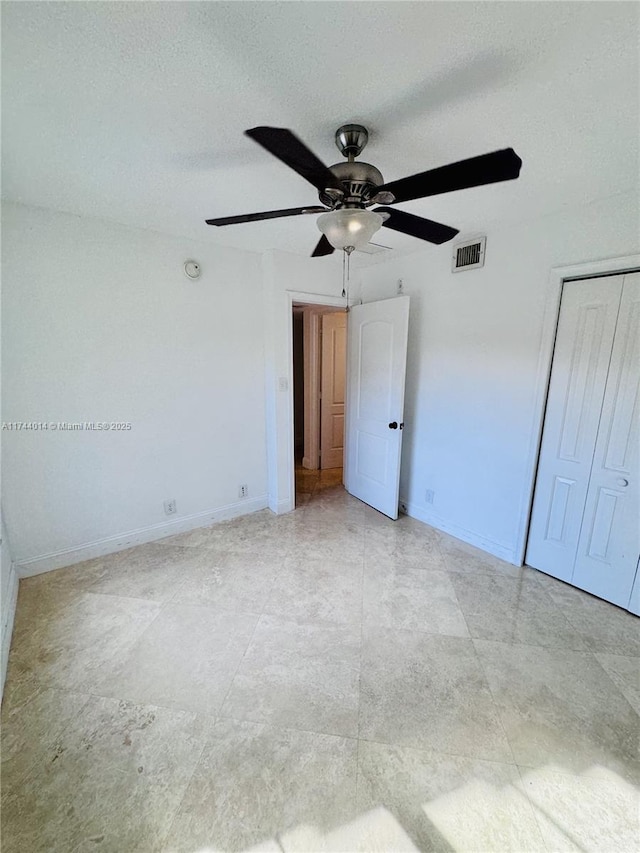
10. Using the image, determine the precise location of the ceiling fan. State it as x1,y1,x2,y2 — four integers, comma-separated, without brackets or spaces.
205,124,522,257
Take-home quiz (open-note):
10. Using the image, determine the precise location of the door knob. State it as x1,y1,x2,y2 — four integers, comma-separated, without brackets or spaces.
388,421,398,429
616,478,629,487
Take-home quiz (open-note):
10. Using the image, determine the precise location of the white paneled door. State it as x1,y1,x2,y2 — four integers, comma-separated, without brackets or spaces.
527,272,640,611
320,312,347,469
345,296,410,519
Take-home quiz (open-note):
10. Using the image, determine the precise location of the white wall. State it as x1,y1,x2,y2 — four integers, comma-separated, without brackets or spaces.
4,189,637,583
2,203,269,573
359,191,639,562
1,518,18,695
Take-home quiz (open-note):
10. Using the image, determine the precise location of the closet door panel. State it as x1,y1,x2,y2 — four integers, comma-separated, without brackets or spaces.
572,273,640,607
526,276,623,581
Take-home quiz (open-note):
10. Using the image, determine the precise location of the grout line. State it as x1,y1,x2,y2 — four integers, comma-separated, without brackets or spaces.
150,714,210,850
213,711,359,742
356,732,529,767
215,608,264,720
512,763,556,851
468,635,520,768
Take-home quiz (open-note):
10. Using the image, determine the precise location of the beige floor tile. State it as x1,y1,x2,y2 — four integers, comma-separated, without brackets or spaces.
172,549,279,613
221,614,361,737
1,695,206,853
449,570,588,650
9,591,161,693
439,534,523,578
162,719,357,853
474,639,640,782
363,564,469,637
10,560,108,649
532,573,640,656
517,763,640,852
16,556,109,599
357,740,546,852
359,627,512,762
595,652,640,714
365,525,445,570
280,805,421,852
84,542,206,602
159,509,288,554
289,521,365,563
94,604,258,716
264,555,363,626
303,498,366,527
1,682,92,793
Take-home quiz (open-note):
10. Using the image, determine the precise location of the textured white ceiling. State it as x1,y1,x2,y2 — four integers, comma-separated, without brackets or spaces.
2,1,638,261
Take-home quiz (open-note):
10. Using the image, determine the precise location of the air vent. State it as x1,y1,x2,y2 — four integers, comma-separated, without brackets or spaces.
452,236,486,272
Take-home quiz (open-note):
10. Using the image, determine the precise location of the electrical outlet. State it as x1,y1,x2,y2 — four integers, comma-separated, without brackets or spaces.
425,489,434,505
238,484,248,499
397,278,404,295
164,499,177,516
399,501,408,514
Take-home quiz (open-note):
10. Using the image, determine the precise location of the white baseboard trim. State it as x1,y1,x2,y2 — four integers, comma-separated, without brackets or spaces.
399,498,518,565
15,495,269,578
1,562,19,697
269,497,294,515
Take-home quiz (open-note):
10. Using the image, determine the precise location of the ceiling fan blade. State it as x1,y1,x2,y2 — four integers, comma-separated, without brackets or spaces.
375,207,459,244
311,235,335,257
245,127,343,193
378,148,522,204
206,206,326,226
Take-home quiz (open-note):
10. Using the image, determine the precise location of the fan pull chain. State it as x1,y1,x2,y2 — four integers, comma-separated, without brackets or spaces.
342,247,353,304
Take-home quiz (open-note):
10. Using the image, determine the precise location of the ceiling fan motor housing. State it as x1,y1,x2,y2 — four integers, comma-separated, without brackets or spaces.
321,160,385,208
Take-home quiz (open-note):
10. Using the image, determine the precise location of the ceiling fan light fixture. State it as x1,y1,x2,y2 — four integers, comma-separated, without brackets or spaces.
316,209,386,251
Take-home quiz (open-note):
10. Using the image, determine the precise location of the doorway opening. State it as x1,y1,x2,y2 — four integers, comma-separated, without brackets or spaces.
292,302,348,507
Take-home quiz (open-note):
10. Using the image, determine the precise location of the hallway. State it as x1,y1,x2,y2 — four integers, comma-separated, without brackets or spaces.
295,463,343,508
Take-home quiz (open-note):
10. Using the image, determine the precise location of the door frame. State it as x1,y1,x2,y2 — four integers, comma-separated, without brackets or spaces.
301,307,321,471
516,253,640,566
299,305,346,472
284,290,347,512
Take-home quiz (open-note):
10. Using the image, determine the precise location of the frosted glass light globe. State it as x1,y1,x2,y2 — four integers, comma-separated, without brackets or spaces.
317,209,385,250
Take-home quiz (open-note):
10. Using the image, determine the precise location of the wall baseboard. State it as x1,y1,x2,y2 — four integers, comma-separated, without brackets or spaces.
15,495,269,578
1,562,19,697
269,496,294,515
400,498,518,565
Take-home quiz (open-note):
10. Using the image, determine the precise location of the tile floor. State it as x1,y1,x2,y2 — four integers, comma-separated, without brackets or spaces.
1,473,639,852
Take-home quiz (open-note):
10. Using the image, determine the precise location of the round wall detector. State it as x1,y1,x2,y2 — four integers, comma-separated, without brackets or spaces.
184,260,201,280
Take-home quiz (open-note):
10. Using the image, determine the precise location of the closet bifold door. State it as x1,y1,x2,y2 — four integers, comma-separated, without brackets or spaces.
526,276,623,584
571,272,639,608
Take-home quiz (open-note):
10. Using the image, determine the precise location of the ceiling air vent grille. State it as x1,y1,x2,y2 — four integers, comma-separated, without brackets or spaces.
452,236,486,272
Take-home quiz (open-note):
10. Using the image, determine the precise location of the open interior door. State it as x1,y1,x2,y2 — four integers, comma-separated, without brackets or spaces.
320,312,347,469
345,295,410,519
